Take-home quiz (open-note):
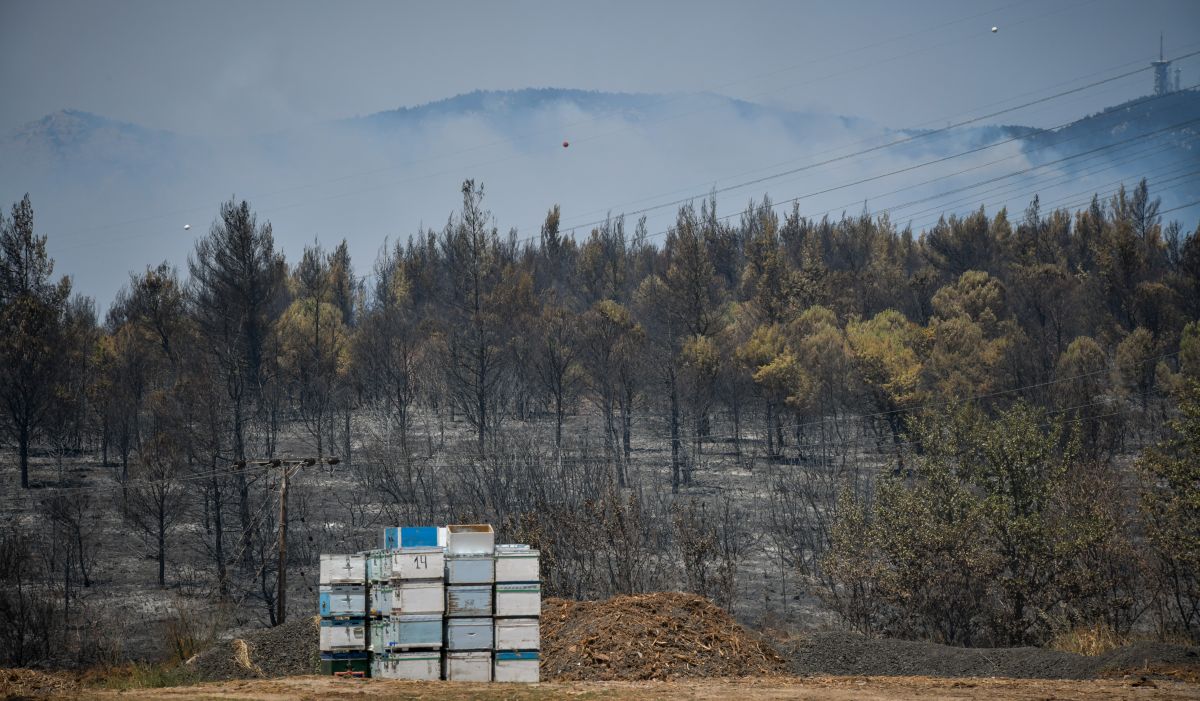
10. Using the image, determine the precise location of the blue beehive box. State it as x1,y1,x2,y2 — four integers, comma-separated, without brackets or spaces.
319,585,366,617
493,650,539,683
446,584,493,617
383,526,439,550
372,615,443,650
446,554,495,584
396,614,443,649
446,617,493,651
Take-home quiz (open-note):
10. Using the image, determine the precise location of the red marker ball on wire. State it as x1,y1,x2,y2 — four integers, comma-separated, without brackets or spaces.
562,140,569,148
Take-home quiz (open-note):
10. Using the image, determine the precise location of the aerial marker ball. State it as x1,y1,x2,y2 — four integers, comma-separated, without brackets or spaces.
991,26,998,33
184,224,191,230
562,140,569,148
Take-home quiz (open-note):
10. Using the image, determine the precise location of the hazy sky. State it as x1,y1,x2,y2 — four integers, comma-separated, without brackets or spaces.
3,0,1199,306
3,0,1197,136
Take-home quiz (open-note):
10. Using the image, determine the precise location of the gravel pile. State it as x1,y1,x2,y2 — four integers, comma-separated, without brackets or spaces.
1100,640,1200,670
782,631,1200,680
187,616,320,681
541,592,788,681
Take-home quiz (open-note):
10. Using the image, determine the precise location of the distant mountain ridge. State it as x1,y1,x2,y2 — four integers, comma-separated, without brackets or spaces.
7,86,1197,175
5,109,187,161
1028,87,1200,153
3,86,1197,308
346,88,873,131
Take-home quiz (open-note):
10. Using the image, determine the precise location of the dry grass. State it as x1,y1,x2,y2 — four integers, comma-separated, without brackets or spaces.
1048,624,1199,659
81,662,198,690
1047,624,1128,657
162,597,226,664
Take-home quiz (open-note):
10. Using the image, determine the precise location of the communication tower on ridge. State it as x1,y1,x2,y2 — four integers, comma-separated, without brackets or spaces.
1152,33,1173,96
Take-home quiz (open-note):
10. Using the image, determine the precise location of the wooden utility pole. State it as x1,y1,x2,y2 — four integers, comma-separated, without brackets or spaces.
265,456,339,626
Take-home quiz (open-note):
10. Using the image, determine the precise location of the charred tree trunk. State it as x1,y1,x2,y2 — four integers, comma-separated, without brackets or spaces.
212,476,228,598
670,370,681,494
233,398,251,569
621,384,633,464
19,424,29,489
157,504,166,587
766,400,775,459
554,389,564,450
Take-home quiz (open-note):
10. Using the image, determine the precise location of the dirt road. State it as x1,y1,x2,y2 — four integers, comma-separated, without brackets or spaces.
51,675,1200,700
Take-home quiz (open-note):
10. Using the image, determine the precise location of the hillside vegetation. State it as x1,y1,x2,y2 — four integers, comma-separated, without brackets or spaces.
1,176,1198,665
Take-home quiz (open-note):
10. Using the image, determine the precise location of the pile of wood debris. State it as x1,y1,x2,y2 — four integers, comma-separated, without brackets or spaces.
541,592,787,681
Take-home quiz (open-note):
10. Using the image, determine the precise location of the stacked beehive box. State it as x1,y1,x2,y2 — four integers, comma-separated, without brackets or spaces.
493,544,541,682
371,526,445,680
318,553,369,676
444,524,496,681
319,523,539,683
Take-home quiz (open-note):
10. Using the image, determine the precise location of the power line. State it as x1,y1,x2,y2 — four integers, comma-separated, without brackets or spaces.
631,104,1199,250
844,114,1200,222
906,168,1200,234
904,170,1199,235
891,140,1188,225
563,31,1190,228
513,81,1200,254
555,55,1200,237
817,122,1186,221
60,41,1198,257
46,0,1044,244
1159,198,1200,216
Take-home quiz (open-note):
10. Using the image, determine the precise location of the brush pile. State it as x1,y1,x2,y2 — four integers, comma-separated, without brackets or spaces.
0,668,78,697
541,592,787,681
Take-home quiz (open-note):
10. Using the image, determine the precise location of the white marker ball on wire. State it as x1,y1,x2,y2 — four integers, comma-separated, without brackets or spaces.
992,26,998,33
184,224,191,230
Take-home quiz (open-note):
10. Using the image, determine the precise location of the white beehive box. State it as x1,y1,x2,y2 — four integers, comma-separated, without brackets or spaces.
494,651,539,683
494,617,540,650
319,620,367,651
373,651,441,680
392,546,444,581
446,554,495,584
447,524,494,555
494,545,539,583
445,650,492,681
320,553,366,585
494,582,541,617
394,580,445,615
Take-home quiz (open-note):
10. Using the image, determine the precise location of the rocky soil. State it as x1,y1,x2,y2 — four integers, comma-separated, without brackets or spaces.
781,631,1200,680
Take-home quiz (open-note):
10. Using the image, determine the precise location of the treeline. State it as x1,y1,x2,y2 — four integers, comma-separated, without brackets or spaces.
1,177,1198,662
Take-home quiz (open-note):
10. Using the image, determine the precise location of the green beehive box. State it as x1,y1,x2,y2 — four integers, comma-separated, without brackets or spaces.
320,653,371,676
